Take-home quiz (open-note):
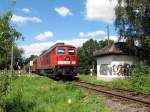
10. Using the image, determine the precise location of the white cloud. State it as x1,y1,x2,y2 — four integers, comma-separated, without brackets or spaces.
11,14,42,24
104,35,118,42
79,30,106,38
19,36,120,58
86,0,117,23
35,32,54,42
55,38,88,47
22,8,31,13
19,38,87,58
55,7,72,16
19,42,53,58
79,32,85,37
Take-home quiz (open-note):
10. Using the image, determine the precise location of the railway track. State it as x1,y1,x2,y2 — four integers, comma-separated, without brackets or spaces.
33,73,150,108
71,80,150,108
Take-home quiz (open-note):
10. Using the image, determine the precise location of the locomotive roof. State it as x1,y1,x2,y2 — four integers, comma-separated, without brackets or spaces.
39,43,75,57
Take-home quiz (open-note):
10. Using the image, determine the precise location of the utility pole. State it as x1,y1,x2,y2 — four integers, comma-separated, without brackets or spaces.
10,1,16,76
107,24,110,46
10,37,15,75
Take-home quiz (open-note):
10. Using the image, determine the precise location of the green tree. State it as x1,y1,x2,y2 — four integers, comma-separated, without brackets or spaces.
115,0,150,38
0,11,23,69
0,1,23,111
24,55,38,65
115,0,150,64
77,39,113,74
98,39,114,48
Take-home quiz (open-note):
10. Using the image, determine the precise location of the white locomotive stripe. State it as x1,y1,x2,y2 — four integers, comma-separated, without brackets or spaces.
58,61,76,64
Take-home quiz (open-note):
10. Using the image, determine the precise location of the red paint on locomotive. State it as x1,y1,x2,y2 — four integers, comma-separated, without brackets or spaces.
30,43,78,78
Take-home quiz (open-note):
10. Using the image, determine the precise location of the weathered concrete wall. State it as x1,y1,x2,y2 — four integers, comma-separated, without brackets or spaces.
96,55,139,81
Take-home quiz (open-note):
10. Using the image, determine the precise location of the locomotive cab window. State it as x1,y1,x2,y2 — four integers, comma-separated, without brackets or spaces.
57,48,65,55
68,49,75,55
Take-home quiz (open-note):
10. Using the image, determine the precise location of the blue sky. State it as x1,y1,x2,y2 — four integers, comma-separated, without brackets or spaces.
0,0,118,57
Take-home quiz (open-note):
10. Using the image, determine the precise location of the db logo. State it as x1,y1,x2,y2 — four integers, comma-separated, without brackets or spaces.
65,56,70,61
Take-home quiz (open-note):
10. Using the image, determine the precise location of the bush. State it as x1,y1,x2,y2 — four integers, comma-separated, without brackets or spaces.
0,71,11,112
130,65,150,94
110,79,132,90
5,90,36,112
4,75,111,112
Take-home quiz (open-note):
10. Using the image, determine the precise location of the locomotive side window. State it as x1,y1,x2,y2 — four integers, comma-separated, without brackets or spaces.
57,48,65,55
68,49,75,55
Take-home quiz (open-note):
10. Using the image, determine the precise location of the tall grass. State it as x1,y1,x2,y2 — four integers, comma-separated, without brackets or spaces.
79,75,132,90
130,65,150,94
0,71,11,112
79,65,150,95
4,75,111,112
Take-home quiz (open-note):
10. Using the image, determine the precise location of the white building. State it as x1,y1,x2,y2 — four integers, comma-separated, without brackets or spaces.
94,42,139,81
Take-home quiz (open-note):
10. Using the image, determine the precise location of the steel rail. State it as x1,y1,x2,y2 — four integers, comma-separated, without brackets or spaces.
77,80,135,93
72,81,150,107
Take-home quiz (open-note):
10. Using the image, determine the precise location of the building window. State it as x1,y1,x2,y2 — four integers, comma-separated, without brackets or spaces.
100,64,112,75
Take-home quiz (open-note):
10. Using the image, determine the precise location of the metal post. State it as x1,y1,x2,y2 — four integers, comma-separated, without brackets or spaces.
10,37,15,75
29,66,31,74
107,24,110,46
10,1,16,76
10,37,16,75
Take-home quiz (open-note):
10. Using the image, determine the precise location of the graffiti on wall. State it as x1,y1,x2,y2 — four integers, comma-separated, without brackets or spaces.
112,64,135,76
100,63,135,76
100,64,112,75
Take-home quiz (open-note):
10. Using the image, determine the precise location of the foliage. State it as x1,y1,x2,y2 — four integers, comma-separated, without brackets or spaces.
4,75,111,112
130,65,150,94
79,65,150,95
0,11,22,53
0,1,22,111
24,55,38,65
79,75,132,91
77,39,98,74
1,45,24,69
0,0,24,111
0,71,11,112
0,11,23,69
5,90,35,112
77,39,113,74
115,0,150,38
115,0,150,64
98,39,114,48
139,36,150,65
0,44,24,70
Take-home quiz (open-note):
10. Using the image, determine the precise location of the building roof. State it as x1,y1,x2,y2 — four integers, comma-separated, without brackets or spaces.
93,42,128,57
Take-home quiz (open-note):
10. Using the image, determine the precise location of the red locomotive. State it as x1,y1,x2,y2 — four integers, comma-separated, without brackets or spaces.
30,43,79,79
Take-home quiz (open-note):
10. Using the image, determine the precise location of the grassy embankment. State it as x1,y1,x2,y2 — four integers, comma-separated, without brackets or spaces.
79,66,150,95
4,74,111,112
79,75,132,90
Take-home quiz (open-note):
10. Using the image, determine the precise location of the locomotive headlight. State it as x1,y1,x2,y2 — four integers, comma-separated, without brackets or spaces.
67,98,72,104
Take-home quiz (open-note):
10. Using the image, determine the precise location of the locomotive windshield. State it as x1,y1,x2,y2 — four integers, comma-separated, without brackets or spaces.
57,48,65,55
68,49,75,55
